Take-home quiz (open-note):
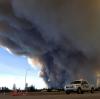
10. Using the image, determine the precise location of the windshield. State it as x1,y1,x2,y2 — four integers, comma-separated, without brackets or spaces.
71,81,81,84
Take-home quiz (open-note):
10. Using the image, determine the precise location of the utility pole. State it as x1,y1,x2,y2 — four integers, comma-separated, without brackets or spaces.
96,72,100,88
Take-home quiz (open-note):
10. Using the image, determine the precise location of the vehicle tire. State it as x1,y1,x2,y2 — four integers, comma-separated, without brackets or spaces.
65,91,70,94
77,88,82,94
91,88,94,93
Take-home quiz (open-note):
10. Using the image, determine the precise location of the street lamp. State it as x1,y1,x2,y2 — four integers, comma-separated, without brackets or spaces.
25,69,30,91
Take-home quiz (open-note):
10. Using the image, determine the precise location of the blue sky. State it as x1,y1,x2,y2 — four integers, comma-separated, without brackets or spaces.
0,48,47,89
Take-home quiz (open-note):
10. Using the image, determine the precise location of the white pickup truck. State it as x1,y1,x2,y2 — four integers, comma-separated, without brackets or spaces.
64,79,94,94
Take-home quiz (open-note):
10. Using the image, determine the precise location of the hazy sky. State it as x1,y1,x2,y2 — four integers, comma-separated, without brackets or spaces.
0,48,47,89
0,0,100,89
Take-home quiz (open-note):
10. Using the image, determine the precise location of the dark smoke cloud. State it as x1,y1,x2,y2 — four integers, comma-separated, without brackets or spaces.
0,0,100,88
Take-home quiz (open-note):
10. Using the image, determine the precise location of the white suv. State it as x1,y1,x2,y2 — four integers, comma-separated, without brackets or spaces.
64,79,94,94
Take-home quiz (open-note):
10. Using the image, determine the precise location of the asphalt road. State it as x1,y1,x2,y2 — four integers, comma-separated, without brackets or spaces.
0,92,100,99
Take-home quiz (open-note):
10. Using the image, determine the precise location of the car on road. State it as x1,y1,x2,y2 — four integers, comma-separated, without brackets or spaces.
64,79,94,94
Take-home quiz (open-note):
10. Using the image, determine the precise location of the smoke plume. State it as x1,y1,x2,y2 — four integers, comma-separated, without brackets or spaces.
0,0,100,88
